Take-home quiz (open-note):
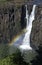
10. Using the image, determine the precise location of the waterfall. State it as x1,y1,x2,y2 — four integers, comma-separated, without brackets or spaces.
19,5,36,50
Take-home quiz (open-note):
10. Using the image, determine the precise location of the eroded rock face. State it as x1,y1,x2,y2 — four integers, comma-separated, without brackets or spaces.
0,3,21,43
31,5,42,49
0,1,42,50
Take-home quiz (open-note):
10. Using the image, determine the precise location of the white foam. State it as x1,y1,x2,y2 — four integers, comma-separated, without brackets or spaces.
19,45,32,50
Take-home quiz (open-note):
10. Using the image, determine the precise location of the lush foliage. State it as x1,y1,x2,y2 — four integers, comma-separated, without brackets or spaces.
0,49,29,65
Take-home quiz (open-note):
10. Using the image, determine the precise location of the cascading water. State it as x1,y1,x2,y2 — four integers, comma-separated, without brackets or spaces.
19,5,36,50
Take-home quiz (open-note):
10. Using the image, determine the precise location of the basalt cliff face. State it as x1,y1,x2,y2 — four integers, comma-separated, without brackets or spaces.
0,1,42,49
0,2,21,43
31,5,42,49
0,1,33,44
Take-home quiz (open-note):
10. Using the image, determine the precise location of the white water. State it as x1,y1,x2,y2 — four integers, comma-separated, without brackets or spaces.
19,5,36,50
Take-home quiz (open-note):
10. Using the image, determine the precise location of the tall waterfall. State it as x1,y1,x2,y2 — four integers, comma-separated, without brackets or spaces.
19,5,36,50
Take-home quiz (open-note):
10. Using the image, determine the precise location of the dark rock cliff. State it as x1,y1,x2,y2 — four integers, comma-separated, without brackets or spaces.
0,2,21,43
31,5,42,49
0,1,42,49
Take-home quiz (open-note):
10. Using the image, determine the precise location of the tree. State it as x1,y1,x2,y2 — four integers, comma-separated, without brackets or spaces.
10,49,29,65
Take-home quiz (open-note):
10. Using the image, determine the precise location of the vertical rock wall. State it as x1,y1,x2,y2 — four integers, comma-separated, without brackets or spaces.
31,5,42,49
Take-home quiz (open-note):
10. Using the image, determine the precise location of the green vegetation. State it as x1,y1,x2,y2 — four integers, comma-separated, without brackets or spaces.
0,44,9,59
0,46,37,65
0,49,29,65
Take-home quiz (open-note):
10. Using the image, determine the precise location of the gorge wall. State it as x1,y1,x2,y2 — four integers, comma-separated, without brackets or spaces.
0,1,42,49
31,5,42,49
